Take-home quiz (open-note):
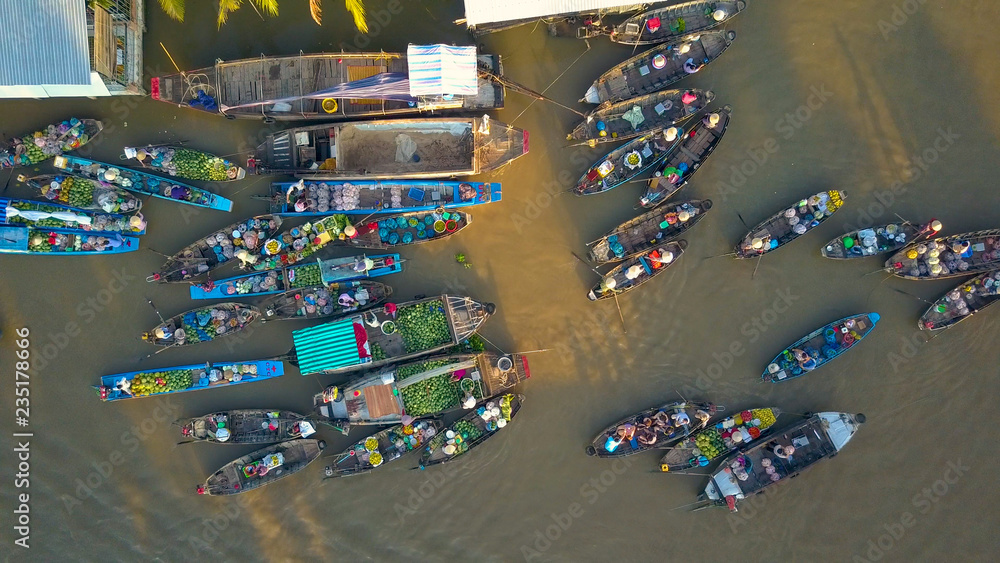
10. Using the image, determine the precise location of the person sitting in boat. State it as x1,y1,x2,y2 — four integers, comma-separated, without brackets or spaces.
694,409,711,425
339,293,359,308
354,257,376,273
772,444,795,460
636,427,657,446
792,348,817,371
653,411,671,432
114,377,133,396
703,113,721,129
649,248,675,269
672,412,691,426
683,58,704,74
168,185,191,201
604,424,635,452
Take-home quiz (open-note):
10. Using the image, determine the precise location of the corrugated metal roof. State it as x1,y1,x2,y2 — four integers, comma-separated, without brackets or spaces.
463,0,643,26
0,0,91,86
293,317,363,375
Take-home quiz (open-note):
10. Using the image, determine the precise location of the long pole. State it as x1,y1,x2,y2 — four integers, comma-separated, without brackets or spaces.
572,252,627,334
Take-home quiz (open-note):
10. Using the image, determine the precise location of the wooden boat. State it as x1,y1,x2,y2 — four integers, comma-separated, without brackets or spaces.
176,410,314,444
569,89,713,144
0,225,138,255
763,313,880,383
660,407,781,472
702,412,864,512
574,127,685,195
18,173,143,213
470,4,649,36
190,253,401,300
268,179,501,215
822,220,940,259
197,439,325,496
885,229,1000,280
96,359,284,402
584,30,737,104
149,215,283,283
419,393,524,468
313,352,530,432
735,190,846,259
610,1,747,45
142,303,261,348
52,155,233,211
248,210,470,273
586,400,717,458
248,117,528,179
1,118,102,168
641,105,732,208
151,50,505,121
1,197,145,235
292,295,495,377
323,419,444,478
122,145,246,182
919,271,1000,332
589,200,710,264
588,240,686,300
261,280,392,322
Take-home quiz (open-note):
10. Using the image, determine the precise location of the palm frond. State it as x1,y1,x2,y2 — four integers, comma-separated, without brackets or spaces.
157,0,185,21
217,0,243,28
345,0,368,33
309,0,322,25
253,0,280,17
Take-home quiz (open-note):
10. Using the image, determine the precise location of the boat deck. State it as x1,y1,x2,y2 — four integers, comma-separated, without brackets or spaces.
645,107,730,205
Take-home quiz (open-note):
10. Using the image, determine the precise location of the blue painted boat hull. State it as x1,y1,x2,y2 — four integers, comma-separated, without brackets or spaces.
0,225,139,255
1,197,146,235
96,360,285,402
763,313,880,382
269,180,500,216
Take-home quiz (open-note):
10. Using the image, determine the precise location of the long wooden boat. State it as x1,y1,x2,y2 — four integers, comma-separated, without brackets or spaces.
569,89,713,144
261,280,392,322
176,410,314,444
122,145,246,182
268,179,501,215
52,155,233,211
190,253,401,299
588,240,686,301
248,117,528,179
0,225,138,255
18,173,143,213
575,127,684,195
95,359,285,402
584,30,737,104
822,220,940,259
292,295,495,377
149,215,283,283
248,211,470,273
702,412,864,512
589,200,710,264
919,271,1000,332
610,1,747,46
885,229,1000,280
197,439,325,495
1,118,102,168
313,353,529,432
323,419,444,478
736,190,846,259
470,4,650,36
419,393,524,468
142,303,261,348
640,105,732,207
763,313,880,383
151,51,505,121
2,197,145,235
586,400,717,458
660,407,781,472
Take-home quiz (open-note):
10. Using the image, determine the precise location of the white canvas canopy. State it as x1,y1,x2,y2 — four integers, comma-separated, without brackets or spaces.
406,44,478,96
462,0,644,26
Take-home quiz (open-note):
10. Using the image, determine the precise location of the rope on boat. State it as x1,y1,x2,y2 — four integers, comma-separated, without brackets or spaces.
504,41,593,125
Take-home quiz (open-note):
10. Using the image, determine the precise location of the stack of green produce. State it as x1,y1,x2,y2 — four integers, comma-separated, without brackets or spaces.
370,342,386,361
27,233,52,253
396,300,452,353
253,215,350,271
129,370,194,397
396,359,455,381
10,202,63,228
399,374,462,416
453,420,483,452
289,264,322,288
694,428,726,460
164,148,231,181
42,177,96,208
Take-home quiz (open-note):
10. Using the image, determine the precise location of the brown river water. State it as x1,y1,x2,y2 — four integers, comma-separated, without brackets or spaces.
2,1,999,561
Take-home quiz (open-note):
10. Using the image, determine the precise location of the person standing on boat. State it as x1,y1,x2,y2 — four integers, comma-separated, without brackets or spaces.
683,58,705,74
792,348,817,371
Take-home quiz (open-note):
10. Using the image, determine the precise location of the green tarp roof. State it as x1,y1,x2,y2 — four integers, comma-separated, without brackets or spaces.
293,317,362,375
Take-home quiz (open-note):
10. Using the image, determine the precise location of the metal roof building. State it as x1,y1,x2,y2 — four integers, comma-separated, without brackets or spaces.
461,0,645,27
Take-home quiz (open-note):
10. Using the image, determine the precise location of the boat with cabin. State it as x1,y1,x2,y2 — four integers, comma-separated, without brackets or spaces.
53,155,233,211
291,295,495,377
763,313,880,383
919,271,1000,332
122,145,246,182
822,220,940,259
189,253,401,299
584,30,737,104
150,45,505,121
323,419,444,478
885,229,1000,280
149,215,283,283
268,179,500,215
586,400,717,458
588,200,710,264
95,359,285,402
610,1,747,45
18,174,142,214
736,190,846,258
1,118,102,168
197,439,325,495
248,116,527,179
640,106,731,207
1,197,145,235
588,240,686,300
419,393,524,468
702,412,864,512
575,127,684,195
141,303,261,348
260,280,392,322
660,407,780,472
312,353,529,433
176,410,314,444
0,225,138,255
569,89,713,144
